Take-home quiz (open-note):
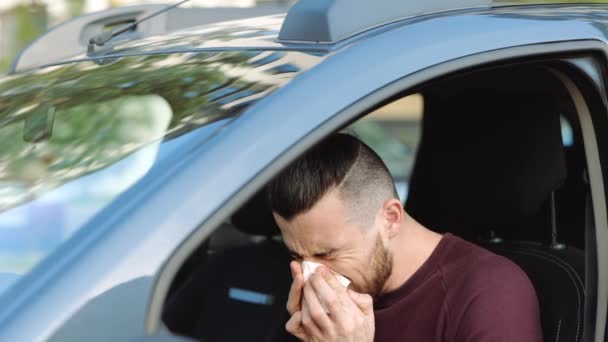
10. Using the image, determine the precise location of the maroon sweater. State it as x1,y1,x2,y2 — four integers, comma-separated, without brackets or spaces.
374,234,542,342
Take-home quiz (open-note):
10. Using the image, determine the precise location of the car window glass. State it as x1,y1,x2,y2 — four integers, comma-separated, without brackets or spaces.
560,115,574,147
347,94,423,202
0,51,286,298
0,95,177,293
347,95,575,203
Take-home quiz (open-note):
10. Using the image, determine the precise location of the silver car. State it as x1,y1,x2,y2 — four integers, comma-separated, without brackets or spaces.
0,0,605,341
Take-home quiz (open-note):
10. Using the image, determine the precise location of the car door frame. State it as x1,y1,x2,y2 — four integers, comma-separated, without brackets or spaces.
149,41,608,342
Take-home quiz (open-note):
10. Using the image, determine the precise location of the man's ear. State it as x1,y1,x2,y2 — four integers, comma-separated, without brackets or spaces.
273,212,288,232
383,198,404,239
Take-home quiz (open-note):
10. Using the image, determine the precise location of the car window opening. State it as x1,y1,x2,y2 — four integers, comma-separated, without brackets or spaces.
162,61,590,342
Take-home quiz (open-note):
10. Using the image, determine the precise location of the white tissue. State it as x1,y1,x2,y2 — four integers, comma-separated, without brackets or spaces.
302,261,351,288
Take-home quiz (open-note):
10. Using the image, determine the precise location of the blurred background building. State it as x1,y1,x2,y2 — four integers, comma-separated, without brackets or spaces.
0,0,293,73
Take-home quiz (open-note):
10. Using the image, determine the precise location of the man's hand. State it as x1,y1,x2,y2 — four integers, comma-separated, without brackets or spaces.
286,261,307,340
286,265,375,342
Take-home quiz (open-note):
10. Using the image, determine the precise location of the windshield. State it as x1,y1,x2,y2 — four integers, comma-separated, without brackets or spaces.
0,49,304,297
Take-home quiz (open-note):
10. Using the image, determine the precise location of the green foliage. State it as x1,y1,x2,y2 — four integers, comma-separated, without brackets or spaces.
14,5,47,49
66,0,86,18
0,60,10,73
0,50,274,211
0,5,47,74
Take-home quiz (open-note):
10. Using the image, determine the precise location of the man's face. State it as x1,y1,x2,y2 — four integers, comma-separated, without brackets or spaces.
274,189,393,298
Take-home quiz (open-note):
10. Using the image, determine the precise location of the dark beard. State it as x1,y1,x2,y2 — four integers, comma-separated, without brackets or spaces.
363,234,393,299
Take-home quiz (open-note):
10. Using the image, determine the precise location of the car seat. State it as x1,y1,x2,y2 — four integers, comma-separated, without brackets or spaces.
163,190,296,342
406,80,585,342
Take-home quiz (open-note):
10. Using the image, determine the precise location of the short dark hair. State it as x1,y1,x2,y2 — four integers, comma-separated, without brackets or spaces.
268,133,398,226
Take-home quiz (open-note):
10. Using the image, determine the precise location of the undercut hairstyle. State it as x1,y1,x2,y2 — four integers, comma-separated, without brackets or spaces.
268,133,399,227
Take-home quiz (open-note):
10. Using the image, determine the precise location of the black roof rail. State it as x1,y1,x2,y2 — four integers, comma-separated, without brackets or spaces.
10,3,290,74
278,0,491,44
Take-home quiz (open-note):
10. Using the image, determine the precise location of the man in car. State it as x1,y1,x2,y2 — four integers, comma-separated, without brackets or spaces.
268,133,542,342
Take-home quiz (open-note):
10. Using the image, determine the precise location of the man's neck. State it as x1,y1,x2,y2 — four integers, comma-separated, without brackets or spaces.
382,219,443,294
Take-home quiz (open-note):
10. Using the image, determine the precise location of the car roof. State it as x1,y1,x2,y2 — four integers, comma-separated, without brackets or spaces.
10,1,608,73
118,3,608,52
80,15,294,57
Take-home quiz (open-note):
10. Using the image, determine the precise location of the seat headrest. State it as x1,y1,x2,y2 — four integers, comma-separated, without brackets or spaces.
231,189,281,237
406,83,567,238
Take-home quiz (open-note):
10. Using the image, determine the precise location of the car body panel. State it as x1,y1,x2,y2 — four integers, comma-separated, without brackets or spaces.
1,4,608,342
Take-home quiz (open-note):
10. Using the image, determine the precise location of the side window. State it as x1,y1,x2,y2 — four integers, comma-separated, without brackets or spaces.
347,96,571,205
161,62,597,342
346,94,423,202
561,115,574,147
162,94,424,342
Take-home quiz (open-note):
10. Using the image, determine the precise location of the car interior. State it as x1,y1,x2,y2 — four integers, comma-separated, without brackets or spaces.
162,60,592,342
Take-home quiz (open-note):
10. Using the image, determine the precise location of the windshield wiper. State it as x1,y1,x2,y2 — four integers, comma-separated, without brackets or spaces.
87,0,191,56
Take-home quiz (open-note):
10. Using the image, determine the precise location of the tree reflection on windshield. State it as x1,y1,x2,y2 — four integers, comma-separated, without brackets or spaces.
0,49,289,295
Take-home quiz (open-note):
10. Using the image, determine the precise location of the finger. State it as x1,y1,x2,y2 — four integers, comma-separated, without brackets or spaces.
303,280,332,331
301,286,324,338
287,262,304,315
285,311,307,341
316,267,356,312
287,274,304,315
317,266,343,290
347,289,374,314
309,272,347,322
290,260,303,279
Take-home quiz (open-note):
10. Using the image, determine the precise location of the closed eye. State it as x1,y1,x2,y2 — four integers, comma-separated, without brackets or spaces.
285,248,302,261
290,253,303,261
313,249,338,260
